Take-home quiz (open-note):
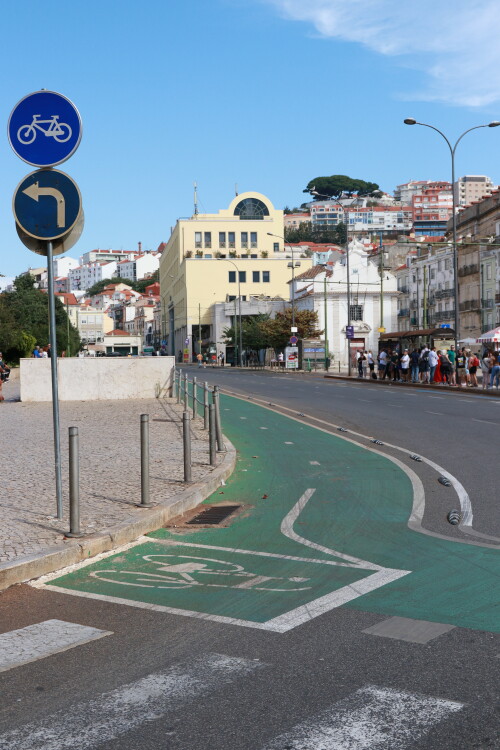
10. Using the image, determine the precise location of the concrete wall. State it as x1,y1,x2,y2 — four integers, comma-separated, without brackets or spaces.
20,357,175,402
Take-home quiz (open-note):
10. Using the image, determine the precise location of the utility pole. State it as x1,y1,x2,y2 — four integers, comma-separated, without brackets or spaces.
66,299,71,357
198,303,202,356
379,233,384,333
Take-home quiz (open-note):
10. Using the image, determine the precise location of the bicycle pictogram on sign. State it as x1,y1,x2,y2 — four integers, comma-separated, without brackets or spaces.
17,115,72,145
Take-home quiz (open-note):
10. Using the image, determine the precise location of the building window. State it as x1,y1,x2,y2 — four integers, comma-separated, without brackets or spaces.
486,264,492,280
239,271,246,283
219,232,226,248
241,232,248,248
228,271,236,283
253,271,260,282
195,232,202,248
263,271,270,283
445,259,451,270
349,305,363,321
204,232,211,248
228,232,235,248
228,295,236,302
250,232,257,248
233,197,269,220
273,243,280,253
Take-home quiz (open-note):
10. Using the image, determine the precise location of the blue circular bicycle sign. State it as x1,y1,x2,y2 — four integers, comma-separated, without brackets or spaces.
8,90,82,167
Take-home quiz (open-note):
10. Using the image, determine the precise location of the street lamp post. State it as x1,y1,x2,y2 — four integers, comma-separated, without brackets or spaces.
267,233,301,330
217,258,243,367
309,192,352,376
404,117,500,354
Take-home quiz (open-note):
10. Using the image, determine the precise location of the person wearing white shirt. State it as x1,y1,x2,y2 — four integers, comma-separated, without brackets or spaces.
400,350,410,382
428,347,439,383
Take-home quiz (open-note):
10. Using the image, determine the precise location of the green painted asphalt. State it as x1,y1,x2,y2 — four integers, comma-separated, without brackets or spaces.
50,395,500,633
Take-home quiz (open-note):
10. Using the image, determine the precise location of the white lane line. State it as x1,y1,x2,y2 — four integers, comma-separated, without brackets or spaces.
0,620,111,674
426,411,444,416
260,426,268,430
472,418,498,425
310,460,320,465
429,396,444,399
0,654,262,750
261,685,463,750
240,416,247,419
284,441,294,444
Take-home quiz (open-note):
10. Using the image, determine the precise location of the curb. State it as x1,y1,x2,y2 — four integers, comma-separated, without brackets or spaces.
323,373,500,397
0,437,237,592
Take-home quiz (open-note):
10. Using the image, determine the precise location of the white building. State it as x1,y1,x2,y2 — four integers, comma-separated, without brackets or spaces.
310,202,413,236
68,260,118,291
294,239,399,367
52,256,79,278
80,249,137,265
454,175,496,207
116,252,160,282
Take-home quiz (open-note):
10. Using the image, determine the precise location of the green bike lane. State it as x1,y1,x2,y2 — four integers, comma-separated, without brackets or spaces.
46,395,500,634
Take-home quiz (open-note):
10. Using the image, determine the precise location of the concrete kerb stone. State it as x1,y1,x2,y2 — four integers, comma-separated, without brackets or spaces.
0,436,236,592
324,373,500,397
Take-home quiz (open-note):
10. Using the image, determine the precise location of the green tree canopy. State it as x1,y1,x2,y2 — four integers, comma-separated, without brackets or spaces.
284,221,347,246
303,175,380,199
86,270,158,298
0,275,80,362
260,309,323,350
223,313,271,351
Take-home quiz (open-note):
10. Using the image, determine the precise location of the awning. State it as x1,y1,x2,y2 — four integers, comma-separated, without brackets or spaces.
476,327,500,344
379,327,455,340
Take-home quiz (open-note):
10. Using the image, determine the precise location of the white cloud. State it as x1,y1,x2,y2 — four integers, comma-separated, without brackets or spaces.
266,0,500,106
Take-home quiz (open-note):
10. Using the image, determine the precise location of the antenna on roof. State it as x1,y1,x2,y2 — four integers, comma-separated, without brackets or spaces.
193,181,199,216
235,183,239,197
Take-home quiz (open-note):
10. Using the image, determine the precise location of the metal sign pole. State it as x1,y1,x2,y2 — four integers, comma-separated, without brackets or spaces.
46,241,63,519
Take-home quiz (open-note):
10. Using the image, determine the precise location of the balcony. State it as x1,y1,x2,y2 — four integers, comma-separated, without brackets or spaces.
434,289,455,299
459,299,480,311
398,308,410,317
410,317,418,325
434,310,456,322
481,298,495,309
398,285,409,294
458,264,479,277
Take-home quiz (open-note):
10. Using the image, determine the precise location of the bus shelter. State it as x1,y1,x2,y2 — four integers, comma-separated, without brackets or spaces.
378,327,456,354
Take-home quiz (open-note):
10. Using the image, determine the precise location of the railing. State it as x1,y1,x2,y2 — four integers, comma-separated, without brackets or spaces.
434,310,456,322
399,285,409,294
174,369,224,467
459,299,480,311
481,298,495,309
435,289,455,299
398,309,410,317
458,264,479,277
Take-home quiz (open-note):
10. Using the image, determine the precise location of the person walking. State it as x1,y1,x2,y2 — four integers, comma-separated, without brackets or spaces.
439,350,452,385
378,349,387,379
357,351,366,378
367,350,375,379
419,346,430,383
196,352,203,368
447,345,456,385
481,350,492,389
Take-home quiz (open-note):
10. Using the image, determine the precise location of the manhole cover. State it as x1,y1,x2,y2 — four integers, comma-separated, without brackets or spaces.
186,505,241,525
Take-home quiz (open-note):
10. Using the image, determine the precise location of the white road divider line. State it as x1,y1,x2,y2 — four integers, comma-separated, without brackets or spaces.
0,620,112,674
0,653,263,750
260,685,463,750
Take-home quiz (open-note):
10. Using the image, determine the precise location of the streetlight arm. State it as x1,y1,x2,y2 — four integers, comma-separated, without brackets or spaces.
410,122,453,157
452,124,489,155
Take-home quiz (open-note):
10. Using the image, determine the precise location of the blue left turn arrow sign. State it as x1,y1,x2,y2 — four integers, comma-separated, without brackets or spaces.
13,169,82,241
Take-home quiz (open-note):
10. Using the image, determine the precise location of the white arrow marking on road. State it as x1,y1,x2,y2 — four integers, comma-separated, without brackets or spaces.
22,182,66,227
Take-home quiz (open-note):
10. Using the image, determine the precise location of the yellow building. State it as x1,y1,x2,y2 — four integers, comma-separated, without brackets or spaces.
159,192,312,357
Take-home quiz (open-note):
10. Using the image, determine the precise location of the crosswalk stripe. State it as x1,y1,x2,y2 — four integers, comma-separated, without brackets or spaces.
261,685,463,749
0,620,112,673
0,653,263,750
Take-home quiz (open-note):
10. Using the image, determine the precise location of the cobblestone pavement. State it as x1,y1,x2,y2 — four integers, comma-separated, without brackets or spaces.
0,372,219,563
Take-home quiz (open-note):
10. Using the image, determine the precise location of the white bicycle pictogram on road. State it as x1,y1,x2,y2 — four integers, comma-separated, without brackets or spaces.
17,114,72,145
89,554,312,592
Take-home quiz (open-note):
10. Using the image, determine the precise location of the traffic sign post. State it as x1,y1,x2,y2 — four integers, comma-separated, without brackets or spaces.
8,90,82,167
9,91,83,522
289,335,298,345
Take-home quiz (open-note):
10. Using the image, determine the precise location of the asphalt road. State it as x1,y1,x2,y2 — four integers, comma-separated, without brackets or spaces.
1,370,499,750
198,368,500,540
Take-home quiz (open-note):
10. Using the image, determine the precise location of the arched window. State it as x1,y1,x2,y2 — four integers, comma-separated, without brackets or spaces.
233,198,269,220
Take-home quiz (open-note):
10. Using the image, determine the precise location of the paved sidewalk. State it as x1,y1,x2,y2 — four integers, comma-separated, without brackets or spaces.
0,372,235,589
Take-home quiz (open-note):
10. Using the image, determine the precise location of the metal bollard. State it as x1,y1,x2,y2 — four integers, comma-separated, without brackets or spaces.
204,382,209,430
208,404,216,466
192,376,197,420
213,385,224,451
183,411,192,482
139,414,153,507
177,369,182,404
183,373,188,410
66,426,83,537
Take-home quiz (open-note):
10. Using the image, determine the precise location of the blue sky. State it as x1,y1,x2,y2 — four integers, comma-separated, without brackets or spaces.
1,0,500,281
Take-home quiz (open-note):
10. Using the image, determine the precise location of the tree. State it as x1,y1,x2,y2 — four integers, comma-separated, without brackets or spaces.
86,270,159,298
223,314,271,351
260,309,323,349
284,221,347,245
0,275,80,361
303,175,380,199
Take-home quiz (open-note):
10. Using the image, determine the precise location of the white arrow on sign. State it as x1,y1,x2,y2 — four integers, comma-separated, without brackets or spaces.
22,182,65,228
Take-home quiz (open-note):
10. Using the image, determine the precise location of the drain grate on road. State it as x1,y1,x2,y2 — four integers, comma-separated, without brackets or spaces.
186,505,241,525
